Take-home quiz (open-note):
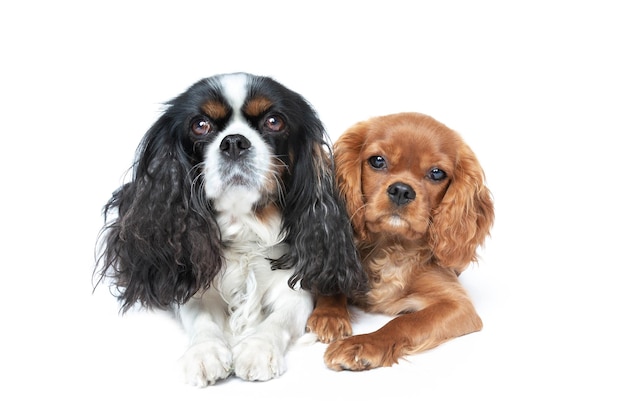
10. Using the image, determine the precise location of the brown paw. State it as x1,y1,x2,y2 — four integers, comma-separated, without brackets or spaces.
306,308,352,343
324,335,397,371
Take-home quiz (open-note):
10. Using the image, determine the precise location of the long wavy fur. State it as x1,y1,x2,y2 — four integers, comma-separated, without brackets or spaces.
257,80,367,296
96,74,367,313
278,135,368,297
97,109,223,312
428,139,494,271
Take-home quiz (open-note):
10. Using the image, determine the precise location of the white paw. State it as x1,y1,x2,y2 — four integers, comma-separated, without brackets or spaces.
232,337,286,381
178,341,233,387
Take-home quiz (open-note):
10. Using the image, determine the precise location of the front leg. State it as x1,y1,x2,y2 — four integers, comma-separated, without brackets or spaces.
233,280,314,381
306,294,352,343
177,291,233,387
231,332,287,381
324,299,482,371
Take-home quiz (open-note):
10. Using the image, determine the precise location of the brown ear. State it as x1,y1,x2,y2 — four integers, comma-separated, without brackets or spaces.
429,139,495,271
333,123,368,240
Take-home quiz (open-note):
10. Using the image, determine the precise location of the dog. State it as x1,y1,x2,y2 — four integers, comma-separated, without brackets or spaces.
96,72,366,386
306,112,494,370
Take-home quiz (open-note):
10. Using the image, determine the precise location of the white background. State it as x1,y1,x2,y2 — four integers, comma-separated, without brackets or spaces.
1,1,624,415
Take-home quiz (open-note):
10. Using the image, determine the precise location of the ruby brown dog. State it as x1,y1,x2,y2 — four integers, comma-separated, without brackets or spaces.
307,112,494,371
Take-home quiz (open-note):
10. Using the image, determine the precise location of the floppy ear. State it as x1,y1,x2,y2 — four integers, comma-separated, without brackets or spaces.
429,139,495,272
96,114,223,312
272,117,368,297
333,123,368,241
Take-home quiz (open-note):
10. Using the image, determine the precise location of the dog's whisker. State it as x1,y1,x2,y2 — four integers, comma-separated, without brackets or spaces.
310,112,495,371
95,72,365,386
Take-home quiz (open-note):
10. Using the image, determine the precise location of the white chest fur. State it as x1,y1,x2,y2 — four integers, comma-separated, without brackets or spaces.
214,202,288,335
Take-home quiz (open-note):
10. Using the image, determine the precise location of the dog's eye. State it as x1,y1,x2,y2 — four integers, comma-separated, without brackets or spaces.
368,156,387,170
264,115,285,132
428,168,447,181
191,117,213,137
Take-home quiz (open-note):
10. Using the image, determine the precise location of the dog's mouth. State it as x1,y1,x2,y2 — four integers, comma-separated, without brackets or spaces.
368,213,411,233
367,212,427,241
385,214,408,228
224,172,256,188
220,161,263,188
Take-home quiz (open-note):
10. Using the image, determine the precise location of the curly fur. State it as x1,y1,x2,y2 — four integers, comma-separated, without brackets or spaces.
98,113,223,311
307,112,495,371
96,74,366,311
94,73,367,385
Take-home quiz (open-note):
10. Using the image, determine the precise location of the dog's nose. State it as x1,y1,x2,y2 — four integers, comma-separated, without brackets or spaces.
387,182,416,206
220,134,251,160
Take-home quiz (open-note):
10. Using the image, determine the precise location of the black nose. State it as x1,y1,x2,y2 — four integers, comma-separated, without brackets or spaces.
220,134,251,160
387,182,416,206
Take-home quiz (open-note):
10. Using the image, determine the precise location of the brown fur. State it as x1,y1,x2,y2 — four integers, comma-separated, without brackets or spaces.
244,96,273,117
306,112,494,371
201,100,229,120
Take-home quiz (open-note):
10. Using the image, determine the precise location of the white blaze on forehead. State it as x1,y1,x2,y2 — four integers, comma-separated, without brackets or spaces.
215,72,259,138
214,72,264,145
202,73,273,208
218,73,250,117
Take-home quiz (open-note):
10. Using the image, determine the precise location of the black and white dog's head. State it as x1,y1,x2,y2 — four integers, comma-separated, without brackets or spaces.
96,72,367,311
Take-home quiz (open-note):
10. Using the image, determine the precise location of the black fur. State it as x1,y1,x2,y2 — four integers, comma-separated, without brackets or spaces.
96,73,367,312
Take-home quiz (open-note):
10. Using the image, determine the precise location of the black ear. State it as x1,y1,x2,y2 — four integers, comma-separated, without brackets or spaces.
96,114,222,312
273,118,368,298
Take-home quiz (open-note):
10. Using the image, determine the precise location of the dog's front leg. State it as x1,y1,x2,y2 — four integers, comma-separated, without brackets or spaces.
177,290,232,387
306,294,352,343
232,275,313,382
324,297,482,371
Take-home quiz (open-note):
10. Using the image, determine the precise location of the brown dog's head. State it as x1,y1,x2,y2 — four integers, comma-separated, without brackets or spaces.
334,112,494,271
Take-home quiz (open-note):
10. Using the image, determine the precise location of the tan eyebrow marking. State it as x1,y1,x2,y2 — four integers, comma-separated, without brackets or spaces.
201,100,229,119
244,96,273,117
